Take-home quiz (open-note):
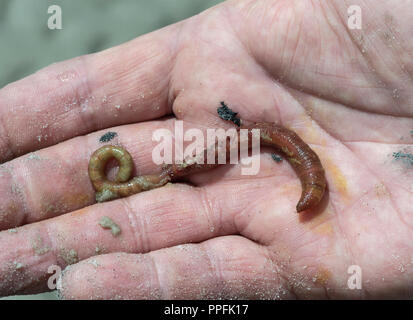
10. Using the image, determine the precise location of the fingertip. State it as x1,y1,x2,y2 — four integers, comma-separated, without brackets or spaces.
57,253,159,300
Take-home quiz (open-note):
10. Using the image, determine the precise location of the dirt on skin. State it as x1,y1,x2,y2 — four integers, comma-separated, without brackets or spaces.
98,216,121,237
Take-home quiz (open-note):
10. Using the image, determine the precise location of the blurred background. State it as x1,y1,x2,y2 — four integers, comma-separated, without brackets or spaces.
0,0,224,88
0,0,224,299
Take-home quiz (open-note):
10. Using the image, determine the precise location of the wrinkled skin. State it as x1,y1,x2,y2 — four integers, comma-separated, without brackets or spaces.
0,0,412,299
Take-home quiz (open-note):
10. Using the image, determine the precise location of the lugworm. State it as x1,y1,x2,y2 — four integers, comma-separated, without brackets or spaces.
88,103,326,212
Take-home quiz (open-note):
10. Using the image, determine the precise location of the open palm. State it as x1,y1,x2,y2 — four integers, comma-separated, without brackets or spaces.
0,0,412,299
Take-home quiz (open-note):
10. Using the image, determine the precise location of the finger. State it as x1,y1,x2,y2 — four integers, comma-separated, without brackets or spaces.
0,105,298,231
0,183,234,296
0,113,246,230
0,155,300,297
0,118,179,230
58,236,292,299
0,22,179,163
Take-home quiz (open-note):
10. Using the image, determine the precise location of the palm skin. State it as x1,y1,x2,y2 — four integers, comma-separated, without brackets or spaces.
0,0,412,299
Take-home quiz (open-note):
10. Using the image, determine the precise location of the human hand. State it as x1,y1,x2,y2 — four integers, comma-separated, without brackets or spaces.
0,0,412,299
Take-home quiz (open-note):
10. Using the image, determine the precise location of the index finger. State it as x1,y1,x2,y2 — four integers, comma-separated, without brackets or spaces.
0,23,179,163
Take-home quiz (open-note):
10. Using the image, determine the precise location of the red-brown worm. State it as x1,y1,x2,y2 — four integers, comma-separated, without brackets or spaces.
88,105,326,212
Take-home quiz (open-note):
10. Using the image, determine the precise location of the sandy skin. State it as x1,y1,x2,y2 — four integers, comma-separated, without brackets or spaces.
0,0,413,299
